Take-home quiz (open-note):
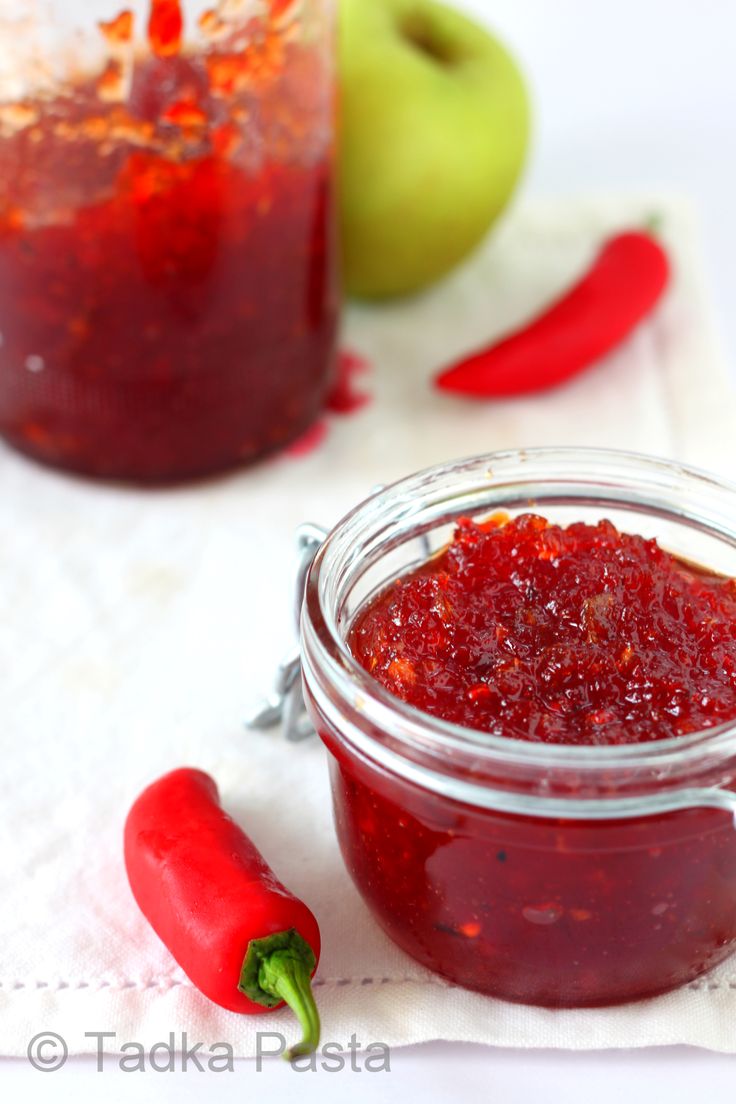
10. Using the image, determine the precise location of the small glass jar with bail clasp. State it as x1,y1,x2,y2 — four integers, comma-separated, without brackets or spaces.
298,448,736,1006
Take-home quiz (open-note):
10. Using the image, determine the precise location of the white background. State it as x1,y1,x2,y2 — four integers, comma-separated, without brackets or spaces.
2,0,736,1099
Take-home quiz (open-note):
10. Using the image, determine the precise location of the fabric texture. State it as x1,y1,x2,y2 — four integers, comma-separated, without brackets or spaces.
2,195,736,1057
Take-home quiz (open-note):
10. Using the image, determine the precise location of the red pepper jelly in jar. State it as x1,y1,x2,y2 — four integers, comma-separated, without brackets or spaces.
349,513,736,745
0,0,337,481
301,450,736,1006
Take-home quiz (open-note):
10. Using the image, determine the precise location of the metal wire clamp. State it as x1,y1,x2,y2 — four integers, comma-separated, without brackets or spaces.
244,522,327,742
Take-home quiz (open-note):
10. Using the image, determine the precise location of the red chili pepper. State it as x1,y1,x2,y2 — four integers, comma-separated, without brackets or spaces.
124,768,321,1058
435,229,670,397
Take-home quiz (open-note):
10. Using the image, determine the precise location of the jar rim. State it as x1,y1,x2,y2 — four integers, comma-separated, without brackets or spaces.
301,447,736,813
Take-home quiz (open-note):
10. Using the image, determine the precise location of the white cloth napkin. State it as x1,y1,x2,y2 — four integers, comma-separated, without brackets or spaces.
2,195,736,1059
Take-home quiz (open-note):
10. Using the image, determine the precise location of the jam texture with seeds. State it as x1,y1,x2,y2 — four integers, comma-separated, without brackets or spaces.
350,514,736,744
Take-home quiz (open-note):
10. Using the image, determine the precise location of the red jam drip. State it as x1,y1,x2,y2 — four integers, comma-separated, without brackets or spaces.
350,514,736,745
326,349,371,415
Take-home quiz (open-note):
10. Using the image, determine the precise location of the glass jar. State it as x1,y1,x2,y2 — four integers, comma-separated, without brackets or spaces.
0,0,337,481
300,448,736,1007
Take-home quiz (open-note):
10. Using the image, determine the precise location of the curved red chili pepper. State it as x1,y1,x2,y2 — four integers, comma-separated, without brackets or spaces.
435,230,670,397
124,768,321,1058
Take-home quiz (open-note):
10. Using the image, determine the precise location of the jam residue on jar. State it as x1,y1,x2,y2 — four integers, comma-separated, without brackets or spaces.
349,513,736,745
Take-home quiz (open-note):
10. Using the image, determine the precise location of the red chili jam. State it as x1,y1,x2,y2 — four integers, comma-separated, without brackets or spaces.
321,514,736,1006
325,757,736,1005
350,514,736,745
0,2,337,481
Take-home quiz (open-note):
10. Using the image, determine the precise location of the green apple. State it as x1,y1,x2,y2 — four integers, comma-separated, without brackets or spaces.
338,0,530,299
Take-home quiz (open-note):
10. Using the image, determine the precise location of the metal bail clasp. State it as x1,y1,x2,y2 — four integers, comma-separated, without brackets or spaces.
245,522,328,742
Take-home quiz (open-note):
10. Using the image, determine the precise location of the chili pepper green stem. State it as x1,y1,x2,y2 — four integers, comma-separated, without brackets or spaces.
238,928,320,1060
258,950,321,1060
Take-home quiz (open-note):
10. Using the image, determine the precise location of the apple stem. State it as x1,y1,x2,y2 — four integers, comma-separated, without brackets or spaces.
644,212,663,236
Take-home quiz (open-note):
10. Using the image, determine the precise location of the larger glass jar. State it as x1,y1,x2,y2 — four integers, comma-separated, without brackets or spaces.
0,0,337,481
301,449,736,1007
